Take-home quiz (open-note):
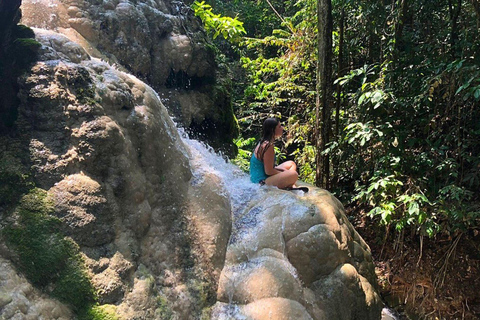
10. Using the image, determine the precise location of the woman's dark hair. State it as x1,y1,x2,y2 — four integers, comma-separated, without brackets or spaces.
256,117,279,161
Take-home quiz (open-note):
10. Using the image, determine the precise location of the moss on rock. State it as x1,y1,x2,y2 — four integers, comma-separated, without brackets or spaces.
0,152,31,208
79,304,121,320
2,188,97,314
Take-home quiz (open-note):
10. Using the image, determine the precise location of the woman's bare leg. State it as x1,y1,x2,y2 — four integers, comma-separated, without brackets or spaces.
271,160,298,188
275,160,296,172
265,168,298,189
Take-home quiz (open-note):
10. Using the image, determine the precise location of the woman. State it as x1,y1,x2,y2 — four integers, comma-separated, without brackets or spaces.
250,117,299,189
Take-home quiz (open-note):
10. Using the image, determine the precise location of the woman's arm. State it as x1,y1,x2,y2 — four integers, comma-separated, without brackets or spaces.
263,145,283,176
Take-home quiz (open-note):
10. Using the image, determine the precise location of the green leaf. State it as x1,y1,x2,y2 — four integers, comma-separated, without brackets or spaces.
358,93,366,105
474,88,480,100
371,90,383,103
408,202,419,215
418,212,426,224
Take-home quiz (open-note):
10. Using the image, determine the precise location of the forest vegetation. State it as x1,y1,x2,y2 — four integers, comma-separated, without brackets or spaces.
193,0,480,318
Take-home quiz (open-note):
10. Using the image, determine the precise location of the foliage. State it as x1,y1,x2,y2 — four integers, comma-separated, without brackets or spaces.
231,137,256,172
192,1,246,42
206,0,480,239
330,56,480,237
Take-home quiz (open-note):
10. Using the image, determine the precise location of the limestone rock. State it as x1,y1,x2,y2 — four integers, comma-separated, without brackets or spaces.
50,173,115,247
92,267,124,304
21,0,237,152
217,256,304,305
186,172,232,280
213,187,383,320
311,263,383,320
242,298,315,320
0,257,72,320
8,28,223,319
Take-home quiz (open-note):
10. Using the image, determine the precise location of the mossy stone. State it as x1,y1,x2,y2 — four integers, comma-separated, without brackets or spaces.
2,188,96,313
79,304,121,320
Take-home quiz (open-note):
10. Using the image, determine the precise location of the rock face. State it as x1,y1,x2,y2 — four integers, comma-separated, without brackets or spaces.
20,0,238,153
0,0,40,132
0,28,231,319
0,257,72,319
210,187,383,320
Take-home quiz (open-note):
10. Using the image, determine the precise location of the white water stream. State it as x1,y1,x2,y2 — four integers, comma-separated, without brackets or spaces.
180,130,261,217
179,130,400,320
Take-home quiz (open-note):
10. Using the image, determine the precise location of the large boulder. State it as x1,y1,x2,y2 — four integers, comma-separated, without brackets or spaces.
212,187,383,320
20,0,238,153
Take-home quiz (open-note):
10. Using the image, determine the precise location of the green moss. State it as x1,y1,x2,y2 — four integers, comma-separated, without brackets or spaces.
0,153,32,207
2,188,96,313
11,38,41,71
52,252,97,312
12,24,36,39
200,307,213,320
155,295,174,319
78,304,121,320
12,37,41,49
188,277,216,316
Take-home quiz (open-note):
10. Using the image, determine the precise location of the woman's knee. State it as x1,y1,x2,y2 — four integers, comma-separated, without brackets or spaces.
286,170,298,182
285,160,297,171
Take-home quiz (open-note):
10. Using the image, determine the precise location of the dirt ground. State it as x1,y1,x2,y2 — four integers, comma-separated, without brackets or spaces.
350,210,480,320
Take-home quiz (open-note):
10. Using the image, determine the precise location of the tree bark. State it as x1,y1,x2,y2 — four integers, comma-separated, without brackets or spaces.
393,0,408,56
448,0,462,59
471,0,480,29
336,8,345,138
315,0,333,188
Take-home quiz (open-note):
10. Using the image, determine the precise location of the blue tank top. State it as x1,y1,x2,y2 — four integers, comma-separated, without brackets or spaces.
249,152,275,183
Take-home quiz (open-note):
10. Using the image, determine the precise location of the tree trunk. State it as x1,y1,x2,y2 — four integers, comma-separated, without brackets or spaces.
331,8,345,189
335,8,345,138
448,0,462,59
315,0,333,188
472,0,480,29
393,0,408,56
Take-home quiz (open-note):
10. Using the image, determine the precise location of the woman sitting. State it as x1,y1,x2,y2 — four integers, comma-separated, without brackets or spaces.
249,117,299,189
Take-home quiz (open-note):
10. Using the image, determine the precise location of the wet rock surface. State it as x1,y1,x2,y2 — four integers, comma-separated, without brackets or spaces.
212,187,383,320
21,0,238,152
1,28,227,319
0,257,72,319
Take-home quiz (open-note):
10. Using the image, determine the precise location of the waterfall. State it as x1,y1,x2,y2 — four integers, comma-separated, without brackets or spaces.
180,131,261,217
180,131,399,320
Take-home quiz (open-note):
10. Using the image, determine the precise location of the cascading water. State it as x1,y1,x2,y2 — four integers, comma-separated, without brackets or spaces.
180,132,297,319
181,134,257,213
179,131,399,320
